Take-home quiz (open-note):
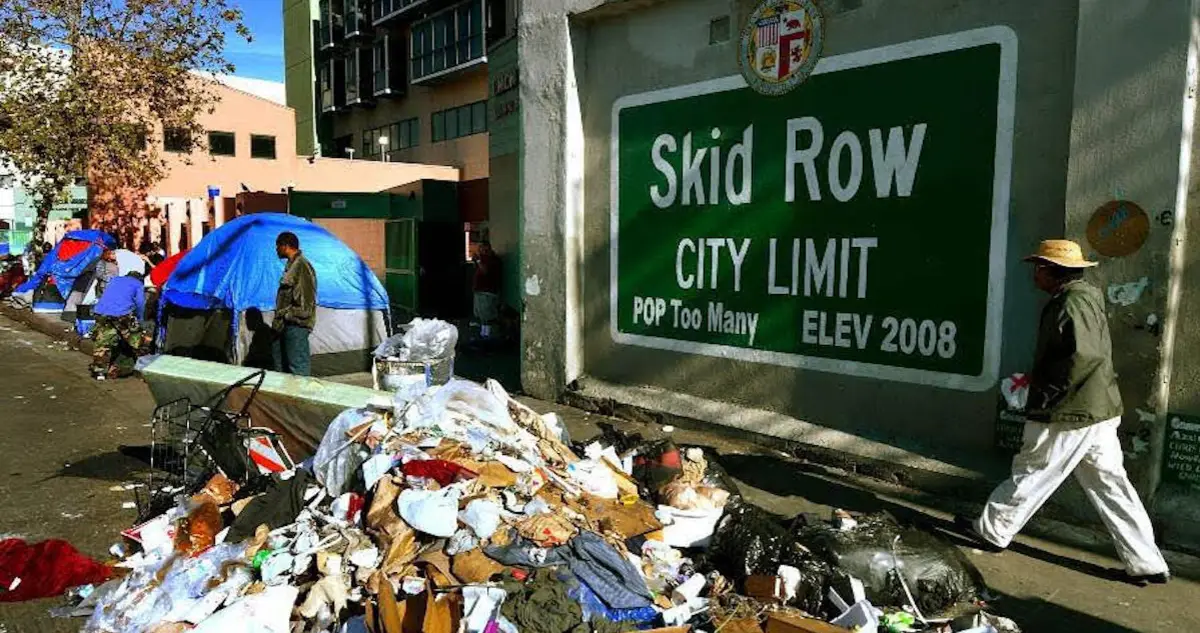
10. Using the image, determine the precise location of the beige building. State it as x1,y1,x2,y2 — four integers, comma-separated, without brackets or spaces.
90,78,459,254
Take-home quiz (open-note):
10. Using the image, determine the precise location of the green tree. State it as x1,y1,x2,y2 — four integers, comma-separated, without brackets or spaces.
0,0,249,257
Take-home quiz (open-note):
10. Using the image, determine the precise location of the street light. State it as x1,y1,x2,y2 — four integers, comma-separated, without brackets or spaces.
378,136,390,162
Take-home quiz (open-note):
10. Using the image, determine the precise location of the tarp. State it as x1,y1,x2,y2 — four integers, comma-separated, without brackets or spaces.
163,214,388,312
150,249,187,288
16,230,116,295
114,249,147,277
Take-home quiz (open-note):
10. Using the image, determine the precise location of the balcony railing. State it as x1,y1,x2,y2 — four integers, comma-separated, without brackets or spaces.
410,0,486,84
346,48,374,106
372,33,407,97
344,0,369,38
373,0,430,25
319,0,345,50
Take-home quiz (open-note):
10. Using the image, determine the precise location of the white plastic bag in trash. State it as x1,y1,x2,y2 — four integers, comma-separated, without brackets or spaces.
566,459,619,499
459,499,502,540
313,408,377,497
191,584,299,633
398,487,461,537
1000,373,1029,411
656,505,724,548
374,318,459,361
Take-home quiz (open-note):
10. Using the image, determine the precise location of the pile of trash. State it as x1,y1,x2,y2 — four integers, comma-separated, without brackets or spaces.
36,324,1020,633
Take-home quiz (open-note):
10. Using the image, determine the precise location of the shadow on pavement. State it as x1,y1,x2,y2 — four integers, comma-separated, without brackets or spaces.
43,449,146,483
988,594,1141,632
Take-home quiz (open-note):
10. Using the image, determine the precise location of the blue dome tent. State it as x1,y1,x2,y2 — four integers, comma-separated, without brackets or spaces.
159,213,390,375
16,229,116,313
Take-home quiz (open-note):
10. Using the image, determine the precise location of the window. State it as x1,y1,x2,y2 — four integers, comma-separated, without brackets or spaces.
251,135,277,159
163,128,191,153
410,0,484,82
390,117,419,150
208,131,236,157
431,100,487,142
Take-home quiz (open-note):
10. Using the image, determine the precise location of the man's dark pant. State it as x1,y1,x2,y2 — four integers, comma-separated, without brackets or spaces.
272,324,312,376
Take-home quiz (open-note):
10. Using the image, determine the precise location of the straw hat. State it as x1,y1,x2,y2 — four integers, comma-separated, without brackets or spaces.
1023,239,1098,268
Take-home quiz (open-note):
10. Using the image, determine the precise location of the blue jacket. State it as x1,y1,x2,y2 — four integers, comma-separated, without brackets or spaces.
94,275,145,320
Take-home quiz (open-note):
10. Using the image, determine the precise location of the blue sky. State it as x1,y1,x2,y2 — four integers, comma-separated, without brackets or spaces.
226,2,285,82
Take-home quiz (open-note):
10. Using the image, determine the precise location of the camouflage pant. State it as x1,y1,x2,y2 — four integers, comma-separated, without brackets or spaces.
90,314,151,378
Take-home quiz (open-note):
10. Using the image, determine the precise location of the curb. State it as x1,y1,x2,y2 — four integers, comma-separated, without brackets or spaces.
0,303,95,356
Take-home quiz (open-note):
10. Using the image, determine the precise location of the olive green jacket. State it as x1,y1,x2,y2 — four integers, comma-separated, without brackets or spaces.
1026,280,1123,425
274,252,317,330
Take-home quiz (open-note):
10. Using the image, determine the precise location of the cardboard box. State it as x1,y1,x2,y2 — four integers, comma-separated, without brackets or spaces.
764,612,852,633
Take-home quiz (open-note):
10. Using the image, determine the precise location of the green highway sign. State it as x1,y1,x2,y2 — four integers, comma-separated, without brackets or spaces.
610,27,1016,391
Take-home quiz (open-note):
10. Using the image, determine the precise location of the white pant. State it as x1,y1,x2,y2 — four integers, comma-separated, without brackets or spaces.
976,417,1168,576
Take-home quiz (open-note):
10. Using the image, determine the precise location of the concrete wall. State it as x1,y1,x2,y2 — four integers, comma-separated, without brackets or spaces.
520,0,1200,548
489,152,522,309
551,0,1079,464
284,0,320,156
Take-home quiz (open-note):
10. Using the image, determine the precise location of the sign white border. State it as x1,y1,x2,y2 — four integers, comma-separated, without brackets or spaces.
609,26,1017,392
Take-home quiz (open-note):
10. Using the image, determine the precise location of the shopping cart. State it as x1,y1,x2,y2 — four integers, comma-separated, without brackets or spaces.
134,369,295,521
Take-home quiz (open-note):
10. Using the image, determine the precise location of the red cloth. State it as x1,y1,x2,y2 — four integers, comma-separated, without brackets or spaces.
150,249,188,289
401,459,478,486
55,238,93,262
0,539,112,602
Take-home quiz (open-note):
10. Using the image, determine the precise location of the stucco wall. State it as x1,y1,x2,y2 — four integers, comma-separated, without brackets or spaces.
570,0,1078,467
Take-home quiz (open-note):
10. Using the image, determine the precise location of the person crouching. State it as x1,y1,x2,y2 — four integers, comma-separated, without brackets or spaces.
90,270,151,380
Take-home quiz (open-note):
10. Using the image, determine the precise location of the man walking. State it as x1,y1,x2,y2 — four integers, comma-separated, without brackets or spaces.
273,231,317,376
90,270,151,380
956,240,1169,585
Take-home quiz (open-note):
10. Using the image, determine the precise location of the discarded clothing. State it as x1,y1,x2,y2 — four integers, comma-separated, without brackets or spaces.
487,531,653,610
401,459,477,486
226,470,313,543
0,539,112,602
501,569,589,633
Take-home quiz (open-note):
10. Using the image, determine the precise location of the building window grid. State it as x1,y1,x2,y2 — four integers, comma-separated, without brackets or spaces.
410,0,484,82
430,101,487,143
362,117,420,160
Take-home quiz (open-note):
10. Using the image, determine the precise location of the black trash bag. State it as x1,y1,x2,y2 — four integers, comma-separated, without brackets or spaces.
794,512,984,617
697,499,831,615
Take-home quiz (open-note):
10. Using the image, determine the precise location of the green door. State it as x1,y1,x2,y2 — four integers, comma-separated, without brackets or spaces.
385,218,418,320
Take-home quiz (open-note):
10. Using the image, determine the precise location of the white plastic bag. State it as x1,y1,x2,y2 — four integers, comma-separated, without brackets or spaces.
374,318,458,361
656,505,724,548
566,459,619,499
398,488,461,537
459,499,502,540
192,585,299,633
313,408,377,497
1000,373,1029,411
